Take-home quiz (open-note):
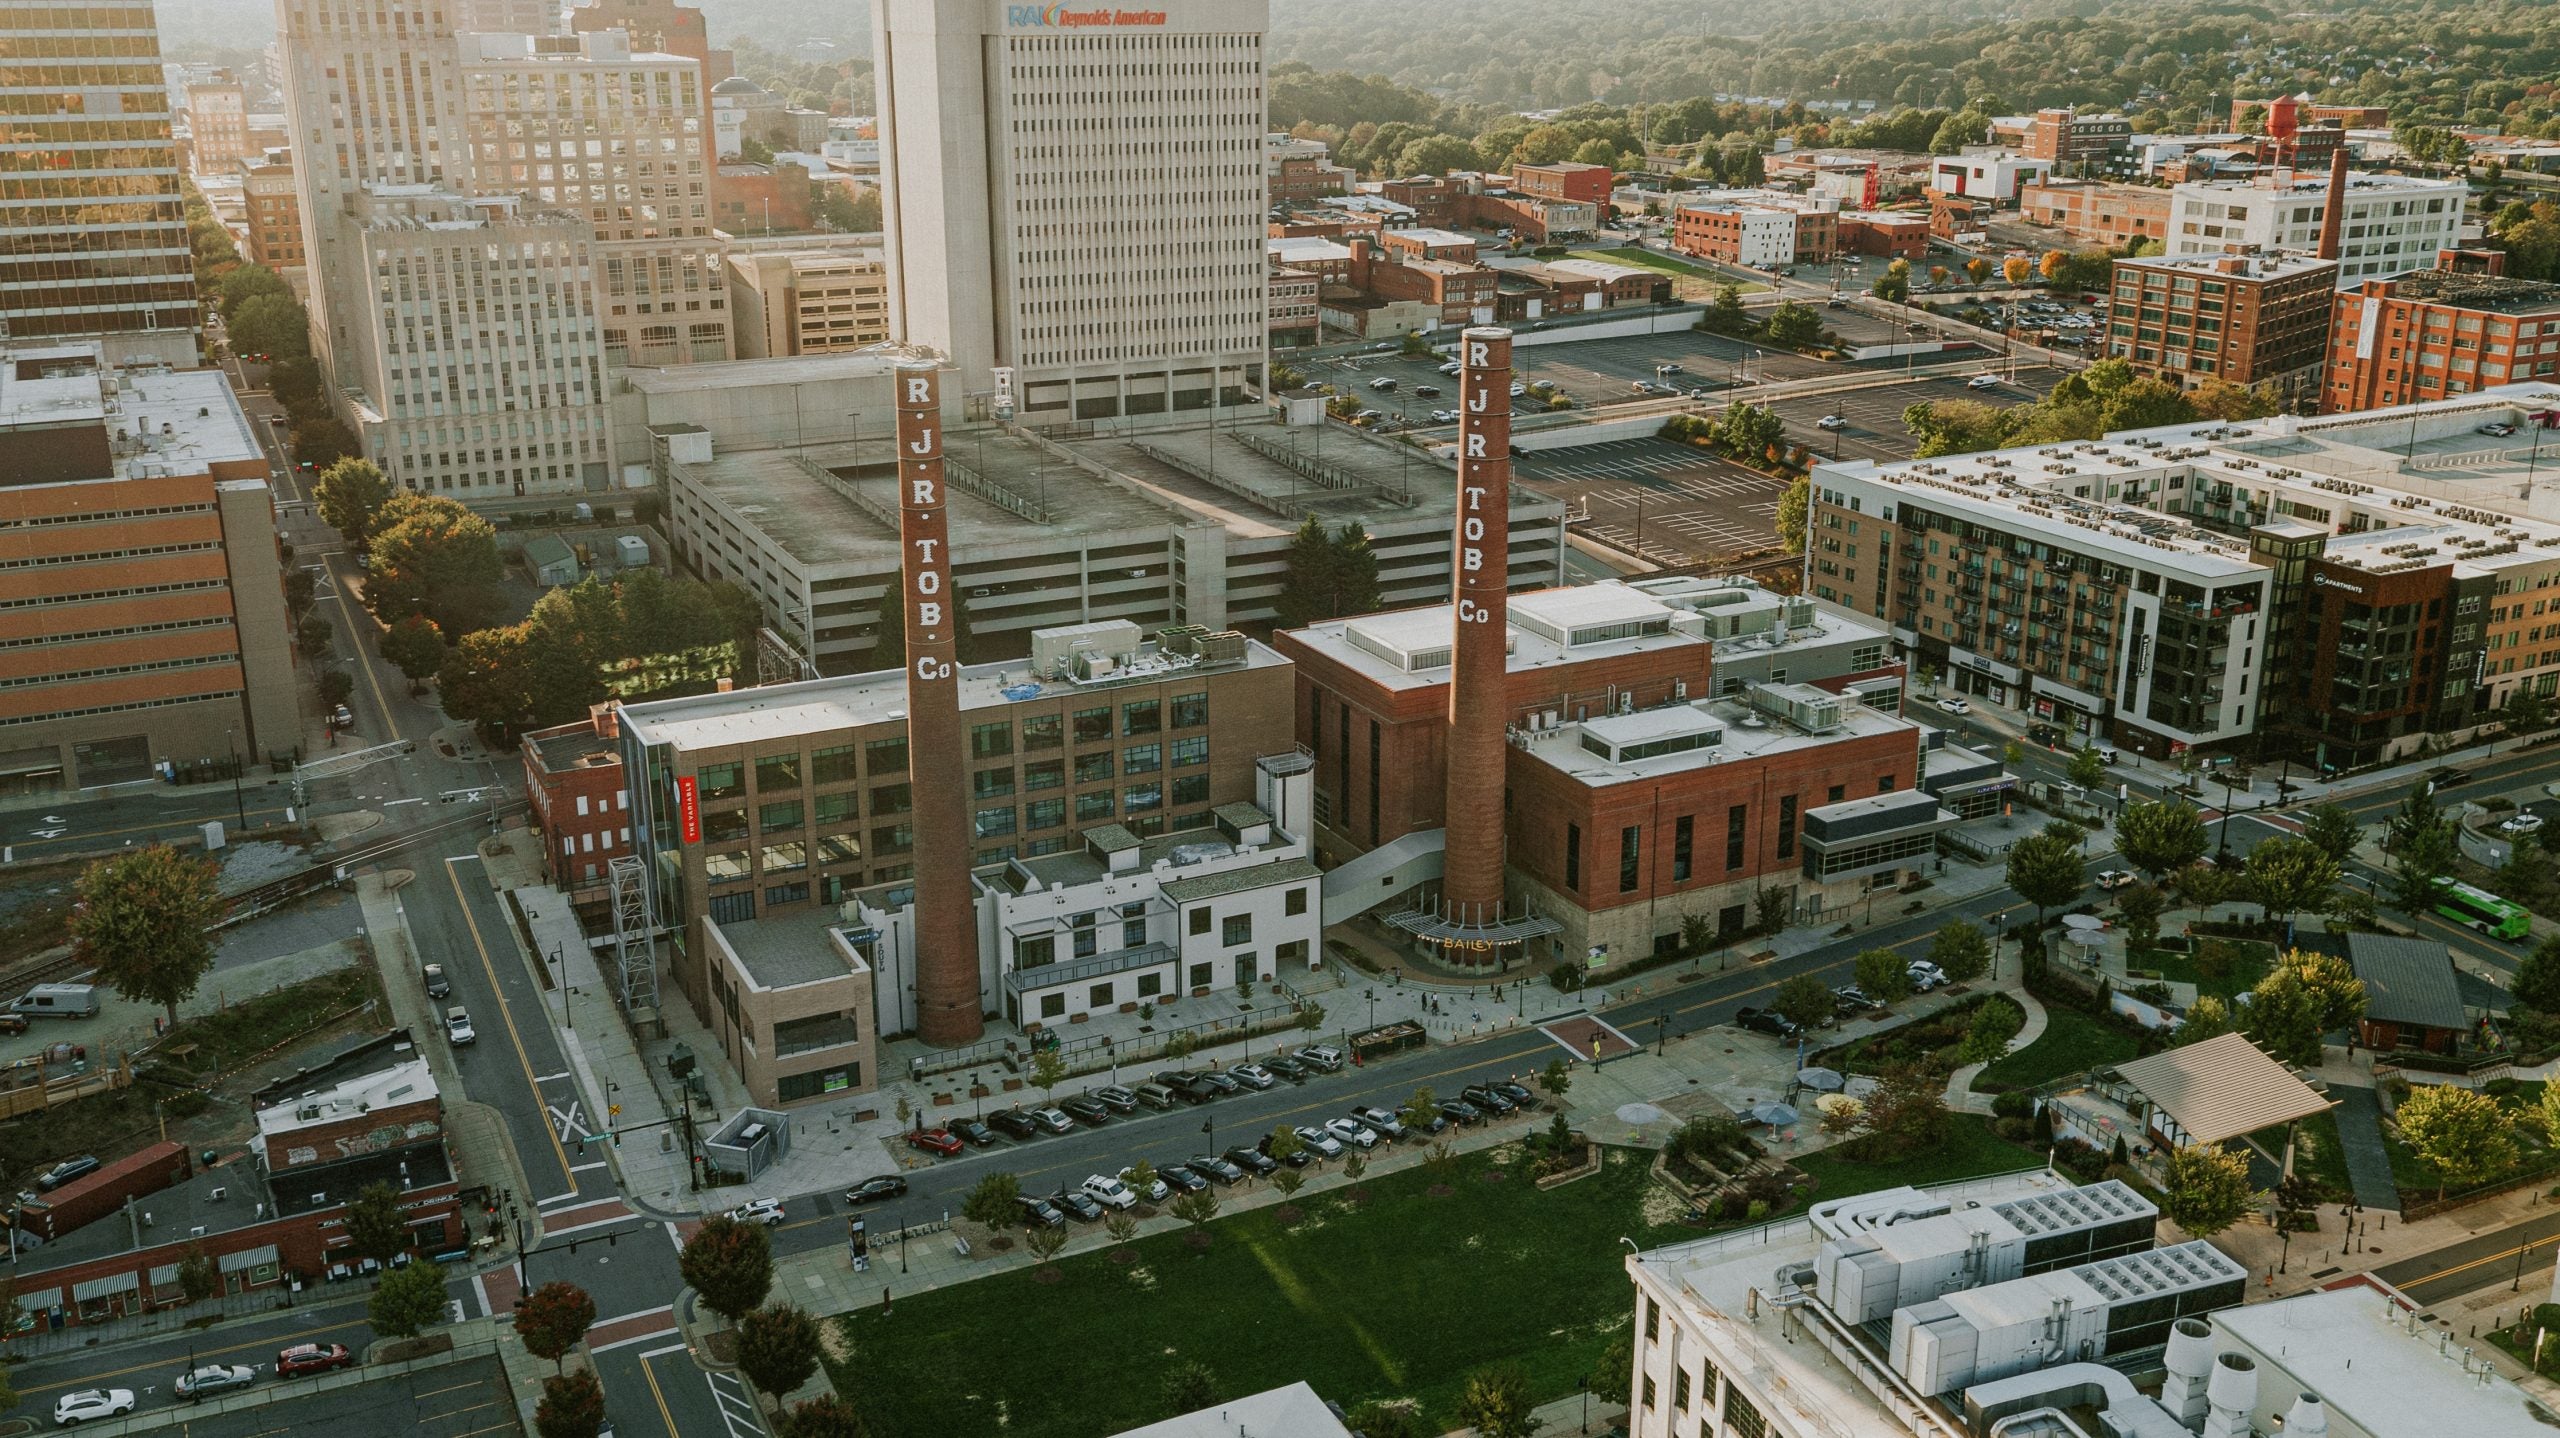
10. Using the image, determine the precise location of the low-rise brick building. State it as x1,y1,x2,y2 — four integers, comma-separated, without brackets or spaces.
2107,250,2338,400
522,706,634,902
2323,266,2560,412
1513,161,1614,207
2018,178,2173,249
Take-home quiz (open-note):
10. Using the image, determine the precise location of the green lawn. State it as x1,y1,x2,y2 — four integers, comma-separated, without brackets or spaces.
827,1146,1694,1437
1793,1115,2042,1199
1972,1008,2140,1092
2127,939,2274,1000
1565,248,1769,290
2261,1111,2352,1199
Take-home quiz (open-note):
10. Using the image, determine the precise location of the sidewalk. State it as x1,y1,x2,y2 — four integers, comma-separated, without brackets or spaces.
1943,987,2048,1116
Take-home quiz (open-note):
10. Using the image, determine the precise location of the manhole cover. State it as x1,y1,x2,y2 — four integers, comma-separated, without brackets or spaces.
1617,1103,1668,1124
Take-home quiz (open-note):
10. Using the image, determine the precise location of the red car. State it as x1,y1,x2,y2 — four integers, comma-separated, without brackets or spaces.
903,1126,964,1158
275,1343,355,1378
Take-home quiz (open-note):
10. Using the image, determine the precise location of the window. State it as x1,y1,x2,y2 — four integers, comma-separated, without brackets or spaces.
761,841,807,873
1072,706,1112,743
1644,1296,1658,1341
1125,783,1162,813
703,809,749,844
755,753,800,792
1641,1376,1656,1410
1726,804,1747,871
1172,773,1209,806
776,1062,862,1102
970,721,1013,761
708,890,754,924
1171,735,1207,767
1124,742,1162,774
1076,791,1114,822
812,744,856,785
816,833,862,865
871,823,913,856
1286,887,1309,916
1075,751,1115,784
815,791,855,825
1673,1369,1690,1412
1565,822,1582,891
1778,795,1797,860
1673,815,1693,882
1090,981,1115,1009
1190,907,1211,936
1024,758,1065,790
697,761,743,801
1222,914,1252,946
972,767,1014,800
773,1011,860,1057
1026,797,1065,830
759,800,803,831
1619,825,1641,893
1171,690,1208,727
1137,972,1163,997
973,806,1015,839
865,736,907,774
763,880,808,907
1022,713,1063,750
1124,699,1160,735
1040,992,1066,1019
871,782,912,815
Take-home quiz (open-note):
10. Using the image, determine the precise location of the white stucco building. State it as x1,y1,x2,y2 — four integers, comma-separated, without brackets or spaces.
2166,170,2466,286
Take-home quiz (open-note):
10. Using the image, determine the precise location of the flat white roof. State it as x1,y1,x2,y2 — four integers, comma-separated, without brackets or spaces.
1387,226,1476,247
1109,1382,1352,1438
2215,1285,2544,1437
1266,235,1354,264
255,1059,437,1147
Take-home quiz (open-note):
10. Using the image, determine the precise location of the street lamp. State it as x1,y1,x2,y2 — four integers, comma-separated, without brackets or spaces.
550,943,570,1034
224,727,247,830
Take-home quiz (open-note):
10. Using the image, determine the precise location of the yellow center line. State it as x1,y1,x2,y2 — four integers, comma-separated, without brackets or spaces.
445,858,576,1193
636,1349,685,1438
2396,1235,2553,1292
413,1379,488,1400
17,1316,359,1396
329,555,401,741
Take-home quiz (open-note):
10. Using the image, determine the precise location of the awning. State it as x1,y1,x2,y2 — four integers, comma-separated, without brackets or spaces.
219,1243,279,1273
72,1273,139,1302
16,1286,61,1311
148,1264,180,1287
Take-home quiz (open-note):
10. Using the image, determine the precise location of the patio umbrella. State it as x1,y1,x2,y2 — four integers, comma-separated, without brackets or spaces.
1793,1066,1845,1092
1747,1102,1799,1128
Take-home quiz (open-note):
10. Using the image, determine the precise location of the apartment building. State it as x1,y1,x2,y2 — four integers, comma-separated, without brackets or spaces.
724,244,891,358
1671,190,1839,269
461,30,726,368
2324,267,2560,412
2017,179,2172,249
2106,251,2338,398
2166,170,2464,286
184,75,251,174
345,189,612,500
1810,383,2560,767
1266,257,1320,345
1513,161,1614,206
0,344,296,793
0,2,197,366
241,153,304,272
875,0,1270,422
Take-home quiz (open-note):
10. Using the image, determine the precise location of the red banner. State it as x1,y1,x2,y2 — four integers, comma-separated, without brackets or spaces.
676,775,700,844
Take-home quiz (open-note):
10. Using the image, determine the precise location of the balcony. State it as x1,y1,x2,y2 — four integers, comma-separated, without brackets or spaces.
1003,942,1176,997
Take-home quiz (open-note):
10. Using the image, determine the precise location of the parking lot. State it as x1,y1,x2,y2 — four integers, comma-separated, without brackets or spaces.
1516,437,1794,566
144,1357,514,1438
1765,366,2059,465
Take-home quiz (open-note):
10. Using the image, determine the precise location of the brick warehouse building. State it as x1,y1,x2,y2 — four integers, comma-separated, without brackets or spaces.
522,706,634,904
2323,266,2560,413
1277,580,1931,960
2107,250,2338,402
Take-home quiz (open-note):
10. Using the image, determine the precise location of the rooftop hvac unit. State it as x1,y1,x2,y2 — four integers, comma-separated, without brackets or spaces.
1197,630,1248,665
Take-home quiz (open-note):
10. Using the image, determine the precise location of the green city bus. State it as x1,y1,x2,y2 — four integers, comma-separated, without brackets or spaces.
2430,877,2531,940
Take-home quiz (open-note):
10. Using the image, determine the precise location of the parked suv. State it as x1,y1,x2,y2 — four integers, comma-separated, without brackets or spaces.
1734,1007,1800,1040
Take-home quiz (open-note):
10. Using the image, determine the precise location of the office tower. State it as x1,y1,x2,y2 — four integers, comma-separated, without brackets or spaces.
461,31,728,367
724,242,890,357
456,0,561,32
0,0,197,364
185,73,251,174
873,0,1269,420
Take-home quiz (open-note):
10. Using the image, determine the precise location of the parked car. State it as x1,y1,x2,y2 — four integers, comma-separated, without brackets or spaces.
1967,374,2002,390
1226,1145,1278,1176
274,1344,355,1378
903,1126,964,1157
1016,1195,1065,1229
987,1108,1040,1139
1189,1153,1245,1185
1352,1105,1406,1139
2481,421,2519,437
1058,1095,1111,1126
445,1006,476,1046
1817,413,1847,430
1487,1080,1537,1109
1323,1117,1377,1149
1197,1071,1242,1096
175,1365,258,1401
2504,813,2547,835
1430,408,1458,422
329,703,355,729
846,1177,908,1206
1438,361,1462,376
1404,1106,1451,1136
1462,1084,1517,1116
1262,1054,1310,1082
1116,1166,1170,1202
1413,384,1442,398
1297,1045,1346,1072
1734,1007,1800,1040
1051,1188,1104,1222
1907,961,1949,992
1293,1124,1345,1158
1028,1106,1076,1135
727,1198,788,1226
1437,1098,1485,1126
36,1155,98,1191
1155,1164,1207,1195
1080,1175,1138,1211
420,963,450,999
53,1389,135,1425
1509,382,1527,398
1935,696,1971,715
1229,1063,1278,1091
1092,1085,1139,1114
1366,377,1397,392
2096,869,2137,891
2027,723,2061,746
950,1118,999,1148
1832,985,1871,1017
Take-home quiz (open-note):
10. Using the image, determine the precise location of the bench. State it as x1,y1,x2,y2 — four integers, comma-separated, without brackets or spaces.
951,1234,972,1259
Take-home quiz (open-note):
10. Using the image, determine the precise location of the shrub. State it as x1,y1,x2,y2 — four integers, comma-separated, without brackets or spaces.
1719,1192,1751,1220
1991,1090,2037,1120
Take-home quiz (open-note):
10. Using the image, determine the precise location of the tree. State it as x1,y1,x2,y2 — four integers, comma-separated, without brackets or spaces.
1774,973,1836,1030
1957,997,2024,1064
1871,258,1911,303
1765,300,1824,348
2300,804,2361,866
2188,377,2279,422
2117,884,2166,951
2503,685,2554,739
319,670,356,711
2005,822,2088,925
1162,1360,1217,1416
1274,515,1340,628
367,494,506,636
778,1394,871,1438
2244,835,2341,926
1029,1046,1066,1102
2389,778,2447,852
1963,256,1992,286
1400,1086,1439,1134
2159,1145,2255,1236
68,846,221,1028
535,1371,607,1438
297,612,335,661
1453,1364,1538,1438
1104,1210,1138,1247
515,1281,597,1373
1538,1058,1572,1103
1854,948,1913,1004
1775,473,1810,554
2395,1083,2515,1200
2512,935,2560,1014
315,458,393,547
1700,282,1751,335
216,264,291,323
1271,1167,1307,1200
1397,134,1480,175
1265,1124,1305,1168
2001,254,2033,284
962,1171,1023,1227
2067,745,2107,789
1023,1220,1068,1267
344,1181,411,1265
678,1215,775,1324
2244,950,2366,1067
1856,1063,1950,1158
737,1303,824,1399
367,1258,446,1339
1333,522,1382,616
2176,994,2234,1046
1755,886,1793,934
377,614,446,694
2117,798,2208,880
1929,919,1991,982
229,291,312,360
176,1243,219,1303
2392,823,2459,915
1344,1399,1428,1438
1125,1159,1159,1202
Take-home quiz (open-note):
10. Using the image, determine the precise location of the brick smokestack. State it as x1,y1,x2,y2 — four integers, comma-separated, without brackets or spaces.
1441,326,1513,940
2316,143,2349,261
893,361,982,1046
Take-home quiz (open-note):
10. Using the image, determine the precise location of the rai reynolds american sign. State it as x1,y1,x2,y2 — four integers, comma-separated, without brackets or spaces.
1007,5,1169,25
